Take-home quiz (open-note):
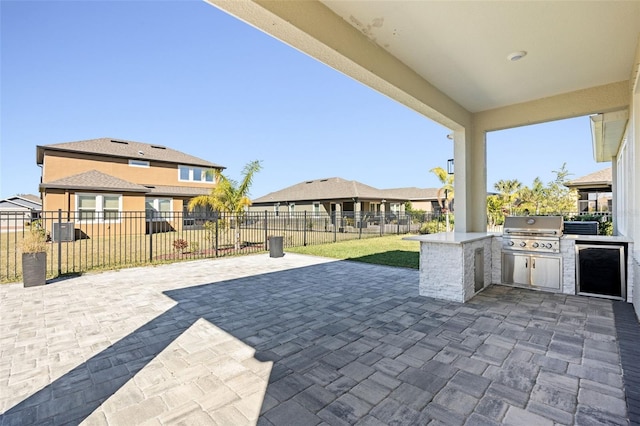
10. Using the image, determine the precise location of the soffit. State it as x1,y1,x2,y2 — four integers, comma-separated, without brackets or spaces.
320,1,640,113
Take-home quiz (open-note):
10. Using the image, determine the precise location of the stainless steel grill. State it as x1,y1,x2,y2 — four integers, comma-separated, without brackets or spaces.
502,215,563,253
501,216,564,291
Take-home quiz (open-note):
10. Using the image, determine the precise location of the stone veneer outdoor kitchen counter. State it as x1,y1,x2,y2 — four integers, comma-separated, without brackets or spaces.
407,232,634,304
405,232,496,302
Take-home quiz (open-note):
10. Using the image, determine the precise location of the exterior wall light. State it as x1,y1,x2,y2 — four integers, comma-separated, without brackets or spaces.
447,159,454,175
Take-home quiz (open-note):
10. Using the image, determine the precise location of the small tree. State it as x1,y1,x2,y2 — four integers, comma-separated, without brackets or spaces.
546,163,577,214
189,160,262,249
430,166,454,231
486,194,505,226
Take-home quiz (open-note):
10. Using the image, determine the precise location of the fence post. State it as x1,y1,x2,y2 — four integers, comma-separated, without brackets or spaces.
149,217,153,262
264,211,268,250
215,215,219,257
301,211,306,246
57,209,62,276
333,211,337,243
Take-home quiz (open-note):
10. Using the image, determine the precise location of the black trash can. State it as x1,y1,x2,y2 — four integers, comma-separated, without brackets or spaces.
268,236,284,258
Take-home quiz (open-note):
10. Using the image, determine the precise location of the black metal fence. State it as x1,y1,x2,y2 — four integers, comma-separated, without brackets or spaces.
1,210,447,283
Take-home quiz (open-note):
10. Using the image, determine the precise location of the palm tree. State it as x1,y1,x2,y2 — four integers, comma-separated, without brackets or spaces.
189,160,262,248
430,166,454,231
494,179,522,215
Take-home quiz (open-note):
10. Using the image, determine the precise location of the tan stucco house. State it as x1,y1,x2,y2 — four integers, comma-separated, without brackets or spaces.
565,167,613,213
251,177,440,219
380,187,442,214
37,138,224,235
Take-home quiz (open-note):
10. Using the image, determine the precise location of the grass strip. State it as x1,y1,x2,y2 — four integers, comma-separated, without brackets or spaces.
286,234,420,269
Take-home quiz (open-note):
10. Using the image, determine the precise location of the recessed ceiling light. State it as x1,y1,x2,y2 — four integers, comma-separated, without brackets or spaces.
507,51,527,62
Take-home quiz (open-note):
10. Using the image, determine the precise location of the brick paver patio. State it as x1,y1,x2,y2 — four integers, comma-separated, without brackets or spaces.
0,253,637,425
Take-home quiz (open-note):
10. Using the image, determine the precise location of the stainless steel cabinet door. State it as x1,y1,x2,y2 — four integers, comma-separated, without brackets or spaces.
530,255,561,289
502,252,529,285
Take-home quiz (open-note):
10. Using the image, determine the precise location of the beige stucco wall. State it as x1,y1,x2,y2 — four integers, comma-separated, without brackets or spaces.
42,151,218,189
42,190,190,238
42,189,147,212
409,200,435,213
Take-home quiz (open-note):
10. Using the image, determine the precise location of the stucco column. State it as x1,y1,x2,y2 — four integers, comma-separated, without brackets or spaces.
335,203,342,229
354,199,361,224
453,127,487,233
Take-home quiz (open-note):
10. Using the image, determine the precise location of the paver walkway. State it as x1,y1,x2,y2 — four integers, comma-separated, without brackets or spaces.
0,253,636,425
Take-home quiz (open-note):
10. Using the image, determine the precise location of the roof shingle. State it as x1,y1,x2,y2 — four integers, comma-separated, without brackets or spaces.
37,138,224,169
142,185,211,197
40,170,149,192
252,177,440,203
565,167,612,187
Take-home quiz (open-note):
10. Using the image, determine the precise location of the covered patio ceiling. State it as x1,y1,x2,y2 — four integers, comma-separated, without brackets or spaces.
207,1,639,122
307,1,638,115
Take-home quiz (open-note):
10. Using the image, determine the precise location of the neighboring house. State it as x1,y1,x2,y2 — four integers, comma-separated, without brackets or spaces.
565,167,612,213
0,194,42,230
250,177,441,220
37,138,224,236
380,187,442,214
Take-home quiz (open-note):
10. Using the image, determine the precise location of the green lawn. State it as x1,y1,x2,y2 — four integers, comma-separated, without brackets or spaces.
286,234,420,269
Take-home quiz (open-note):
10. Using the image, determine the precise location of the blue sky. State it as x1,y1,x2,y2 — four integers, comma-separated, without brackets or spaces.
1,1,605,201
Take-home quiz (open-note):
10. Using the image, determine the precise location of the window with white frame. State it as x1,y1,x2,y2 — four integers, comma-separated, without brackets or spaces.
313,202,320,217
178,165,214,183
146,198,172,221
288,203,295,217
77,193,122,222
129,159,149,168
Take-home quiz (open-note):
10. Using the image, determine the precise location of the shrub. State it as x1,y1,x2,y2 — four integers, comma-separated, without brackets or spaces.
172,239,189,253
20,221,48,253
419,220,445,234
599,220,613,236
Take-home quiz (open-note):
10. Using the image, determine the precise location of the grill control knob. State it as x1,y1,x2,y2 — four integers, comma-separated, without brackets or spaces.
532,242,539,248
519,241,526,247
507,241,515,246
546,243,553,249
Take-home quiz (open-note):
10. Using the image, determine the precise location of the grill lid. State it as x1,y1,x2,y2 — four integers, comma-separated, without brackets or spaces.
503,216,563,236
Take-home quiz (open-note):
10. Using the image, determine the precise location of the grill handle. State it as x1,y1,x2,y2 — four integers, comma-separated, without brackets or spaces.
504,230,559,236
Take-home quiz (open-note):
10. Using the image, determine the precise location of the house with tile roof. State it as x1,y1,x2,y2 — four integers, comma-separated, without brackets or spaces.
250,177,442,225
37,138,224,235
565,167,612,213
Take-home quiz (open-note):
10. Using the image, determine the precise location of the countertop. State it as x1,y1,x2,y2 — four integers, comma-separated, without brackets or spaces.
404,232,497,245
406,232,633,245
562,234,633,243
